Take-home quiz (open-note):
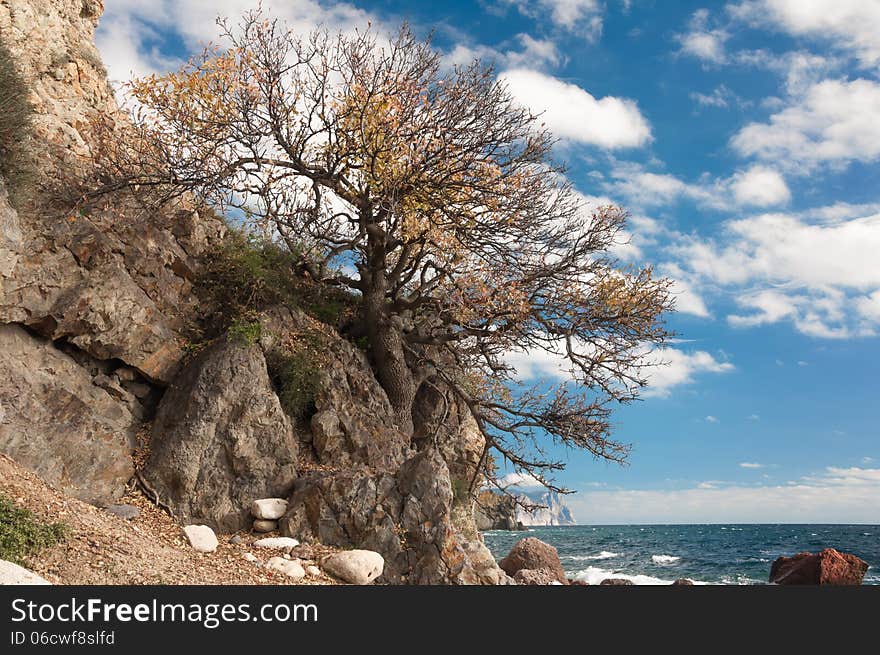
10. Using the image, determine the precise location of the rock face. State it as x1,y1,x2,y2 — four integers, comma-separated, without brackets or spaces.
0,0,224,505
0,324,136,504
474,490,525,531
143,338,298,533
322,550,385,585
498,537,568,585
515,491,576,527
770,548,868,585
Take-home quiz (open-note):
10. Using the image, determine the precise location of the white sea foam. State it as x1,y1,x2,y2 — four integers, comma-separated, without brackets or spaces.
573,566,673,585
568,551,620,561
651,554,681,565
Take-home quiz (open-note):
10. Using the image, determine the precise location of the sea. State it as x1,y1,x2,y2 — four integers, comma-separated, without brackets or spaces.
482,524,880,585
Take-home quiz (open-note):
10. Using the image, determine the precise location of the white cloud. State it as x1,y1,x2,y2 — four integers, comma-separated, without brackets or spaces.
444,34,564,71
729,0,880,67
641,349,735,398
497,471,545,489
705,415,720,423
672,208,880,337
676,9,729,63
496,0,605,40
499,69,652,149
689,84,745,109
731,78,880,171
98,0,381,85
747,414,760,420
605,161,790,210
739,462,764,469
730,166,791,207
567,466,880,523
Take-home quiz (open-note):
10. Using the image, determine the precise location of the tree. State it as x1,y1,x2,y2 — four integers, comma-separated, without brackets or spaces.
96,9,674,492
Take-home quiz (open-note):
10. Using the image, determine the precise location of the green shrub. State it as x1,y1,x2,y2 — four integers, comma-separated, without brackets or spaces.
0,39,34,207
0,494,68,565
227,317,263,345
266,346,320,421
196,225,358,337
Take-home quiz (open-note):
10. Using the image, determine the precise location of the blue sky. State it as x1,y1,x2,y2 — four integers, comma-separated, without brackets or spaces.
96,0,880,523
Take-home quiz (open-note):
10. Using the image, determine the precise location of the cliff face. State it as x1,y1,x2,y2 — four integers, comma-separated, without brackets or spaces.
0,0,506,584
516,491,576,527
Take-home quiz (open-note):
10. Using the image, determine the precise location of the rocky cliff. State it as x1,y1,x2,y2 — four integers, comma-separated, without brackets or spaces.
515,491,576,527
0,0,507,584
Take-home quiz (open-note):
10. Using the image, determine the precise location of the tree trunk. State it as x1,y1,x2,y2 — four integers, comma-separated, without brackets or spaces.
360,219,418,435
363,283,417,435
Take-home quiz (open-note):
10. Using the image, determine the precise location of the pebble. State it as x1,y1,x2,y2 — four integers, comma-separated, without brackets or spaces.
182,525,218,553
250,498,288,520
306,565,321,577
229,535,243,544
243,553,259,564
253,537,299,551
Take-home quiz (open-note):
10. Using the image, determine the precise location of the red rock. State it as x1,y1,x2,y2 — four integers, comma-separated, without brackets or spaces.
499,537,568,585
769,548,868,585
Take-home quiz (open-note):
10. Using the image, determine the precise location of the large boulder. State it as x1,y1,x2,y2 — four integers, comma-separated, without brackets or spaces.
260,306,410,470
0,324,136,504
770,548,868,585
281,448,505,585
499,537,568,585
143,338,298,532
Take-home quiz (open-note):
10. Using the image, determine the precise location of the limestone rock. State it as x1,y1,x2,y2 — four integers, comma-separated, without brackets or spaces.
499,537,568,585
0,559,51,585
183,525,218,553
251,498,288,520
266,557,305,580
253,537,300,551
0,325,135,504
252,520,278,533
770,548,868,585
143,338,298,533
306,565,321,577
322,550,385,585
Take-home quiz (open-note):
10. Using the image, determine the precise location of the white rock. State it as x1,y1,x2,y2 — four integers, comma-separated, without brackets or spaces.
306,565,321,577
243,553,259,563
0,559,51,585
250,498,288,520
183,525,218,553
265,556,305,581
322,550,384,585
252,519,278,533
253,537,299,550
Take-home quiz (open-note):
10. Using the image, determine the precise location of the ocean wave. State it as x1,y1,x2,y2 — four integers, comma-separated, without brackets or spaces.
572,565,674,585
651,554,681,565
568,551,620,561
